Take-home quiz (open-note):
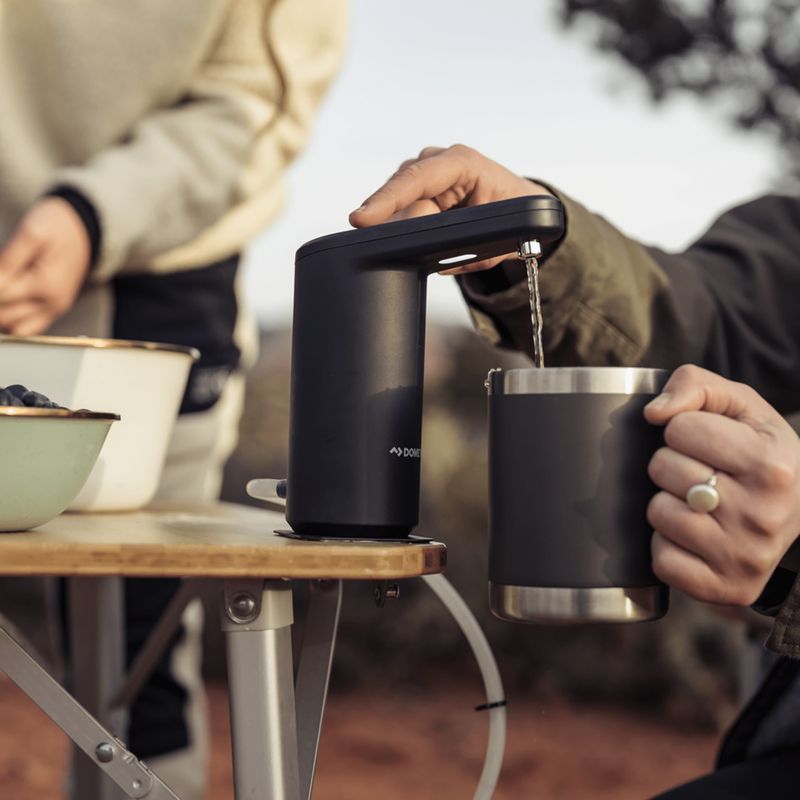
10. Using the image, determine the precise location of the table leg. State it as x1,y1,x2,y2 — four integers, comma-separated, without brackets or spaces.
295,580,342,800
69,577,129,800
221,579,300,800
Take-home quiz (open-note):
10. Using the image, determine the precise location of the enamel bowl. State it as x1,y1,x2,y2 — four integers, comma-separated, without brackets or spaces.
0,407,118,531
0,336,198,511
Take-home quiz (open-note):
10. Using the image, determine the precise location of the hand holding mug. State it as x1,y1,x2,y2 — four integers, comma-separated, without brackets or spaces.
645,364,800,606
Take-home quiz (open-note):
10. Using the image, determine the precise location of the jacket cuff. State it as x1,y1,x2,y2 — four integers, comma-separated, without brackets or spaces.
457,186,579,351
45,186,103,269
766,571,800,659
458,186,645,364
752,567,797,617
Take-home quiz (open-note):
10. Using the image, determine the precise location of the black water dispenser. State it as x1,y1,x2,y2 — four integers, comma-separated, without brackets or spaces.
286,196,564,538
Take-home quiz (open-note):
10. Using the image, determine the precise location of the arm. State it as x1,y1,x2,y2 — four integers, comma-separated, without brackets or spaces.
460,191,800,415
50,0,348,281
0,0,347,334
351,145,800,653
350,144,800,415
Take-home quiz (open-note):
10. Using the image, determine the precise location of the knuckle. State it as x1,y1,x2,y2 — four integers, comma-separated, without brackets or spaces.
663,414,691,447
647,447,672,486
750,503,791,539
652,554,706,601
448,143,474,159
736,380,763,406
646,492,671,529
418,146,441,158
726,580,761,607
760,454,795,491
671,364,703,384
19,219,44,243
739,548,774,583
395,160,422,179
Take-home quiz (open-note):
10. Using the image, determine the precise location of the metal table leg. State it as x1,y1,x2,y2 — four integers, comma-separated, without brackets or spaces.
69,576,129,800
222,579,300,800
295,580,342,800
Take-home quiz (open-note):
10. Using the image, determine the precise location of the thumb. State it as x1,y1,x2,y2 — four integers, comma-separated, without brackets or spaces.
644,364,770,426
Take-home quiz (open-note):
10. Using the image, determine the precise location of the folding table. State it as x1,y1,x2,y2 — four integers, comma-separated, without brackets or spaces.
0,503,446,800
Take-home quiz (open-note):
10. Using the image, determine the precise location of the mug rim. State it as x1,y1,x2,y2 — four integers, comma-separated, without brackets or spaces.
488,366,668,395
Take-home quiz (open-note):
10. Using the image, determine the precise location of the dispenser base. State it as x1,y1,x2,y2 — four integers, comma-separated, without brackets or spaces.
489,583,668,624
276,530,433,544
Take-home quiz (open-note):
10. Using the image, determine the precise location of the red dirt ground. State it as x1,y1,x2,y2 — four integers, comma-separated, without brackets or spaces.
0,675,719,799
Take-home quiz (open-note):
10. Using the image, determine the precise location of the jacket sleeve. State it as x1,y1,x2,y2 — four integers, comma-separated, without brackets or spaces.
48,0,348,281
459,191,800,415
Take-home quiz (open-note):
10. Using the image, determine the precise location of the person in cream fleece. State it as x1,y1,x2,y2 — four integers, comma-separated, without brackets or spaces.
0,2,347,796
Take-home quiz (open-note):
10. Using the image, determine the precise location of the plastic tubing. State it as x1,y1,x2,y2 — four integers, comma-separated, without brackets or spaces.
421,574,506,800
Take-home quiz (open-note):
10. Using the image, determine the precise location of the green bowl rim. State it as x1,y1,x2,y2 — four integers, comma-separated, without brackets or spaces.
0,407,120,421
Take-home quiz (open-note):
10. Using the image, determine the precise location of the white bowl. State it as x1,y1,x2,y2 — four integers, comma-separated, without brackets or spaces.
0,336,197,511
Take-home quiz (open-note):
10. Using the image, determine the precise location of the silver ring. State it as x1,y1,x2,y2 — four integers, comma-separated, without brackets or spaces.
686,472,720,513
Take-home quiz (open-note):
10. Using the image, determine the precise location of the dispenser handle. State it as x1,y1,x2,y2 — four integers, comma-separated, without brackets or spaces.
246,478,287,511
295,196,565,272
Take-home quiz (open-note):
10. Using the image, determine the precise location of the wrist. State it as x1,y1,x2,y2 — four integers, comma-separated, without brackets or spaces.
45,186,102,269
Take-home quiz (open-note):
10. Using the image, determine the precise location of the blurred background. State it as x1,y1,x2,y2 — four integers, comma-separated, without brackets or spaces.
1,0,793,797
223,0,786,796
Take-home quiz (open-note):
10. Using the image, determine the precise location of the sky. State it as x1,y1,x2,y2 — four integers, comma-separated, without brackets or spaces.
244,0,777,327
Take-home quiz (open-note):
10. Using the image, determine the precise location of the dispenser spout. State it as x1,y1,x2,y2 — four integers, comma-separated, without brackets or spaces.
517,239,542,260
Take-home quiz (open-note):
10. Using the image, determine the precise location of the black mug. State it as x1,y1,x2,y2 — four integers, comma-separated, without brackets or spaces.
487,367,669,623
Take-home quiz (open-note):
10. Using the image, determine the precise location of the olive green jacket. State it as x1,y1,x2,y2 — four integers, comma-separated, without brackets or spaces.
459,191,800,659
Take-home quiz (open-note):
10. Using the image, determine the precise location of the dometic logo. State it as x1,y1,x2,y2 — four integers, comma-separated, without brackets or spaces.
389,446,421,458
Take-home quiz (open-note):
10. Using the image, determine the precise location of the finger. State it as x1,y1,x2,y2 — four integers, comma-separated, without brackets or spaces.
350,149,475,226
0,228,40,291
438,255,510,275
647,446,748,518
662,410,773,480
648,446,714,497
651,530,727,604
10,310,53,337
394,157,421,174
645,364,776,426
0,301,43,333
418,146,446,160
648,491,729,570
387,199,441,221
0,268,38,304
392,148,445,177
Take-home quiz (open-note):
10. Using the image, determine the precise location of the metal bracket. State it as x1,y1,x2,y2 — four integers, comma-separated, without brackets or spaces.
295,580,342,800
0,619,179,799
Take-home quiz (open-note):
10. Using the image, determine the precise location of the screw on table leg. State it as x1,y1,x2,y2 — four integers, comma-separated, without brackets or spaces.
373,581,400,608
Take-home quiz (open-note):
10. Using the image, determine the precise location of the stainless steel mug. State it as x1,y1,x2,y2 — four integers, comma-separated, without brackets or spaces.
487,367,669,623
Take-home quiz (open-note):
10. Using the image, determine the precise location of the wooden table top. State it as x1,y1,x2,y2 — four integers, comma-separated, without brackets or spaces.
0,503,446,579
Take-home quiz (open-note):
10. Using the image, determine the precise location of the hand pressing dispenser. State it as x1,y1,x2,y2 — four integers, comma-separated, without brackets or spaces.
281,197,564,539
